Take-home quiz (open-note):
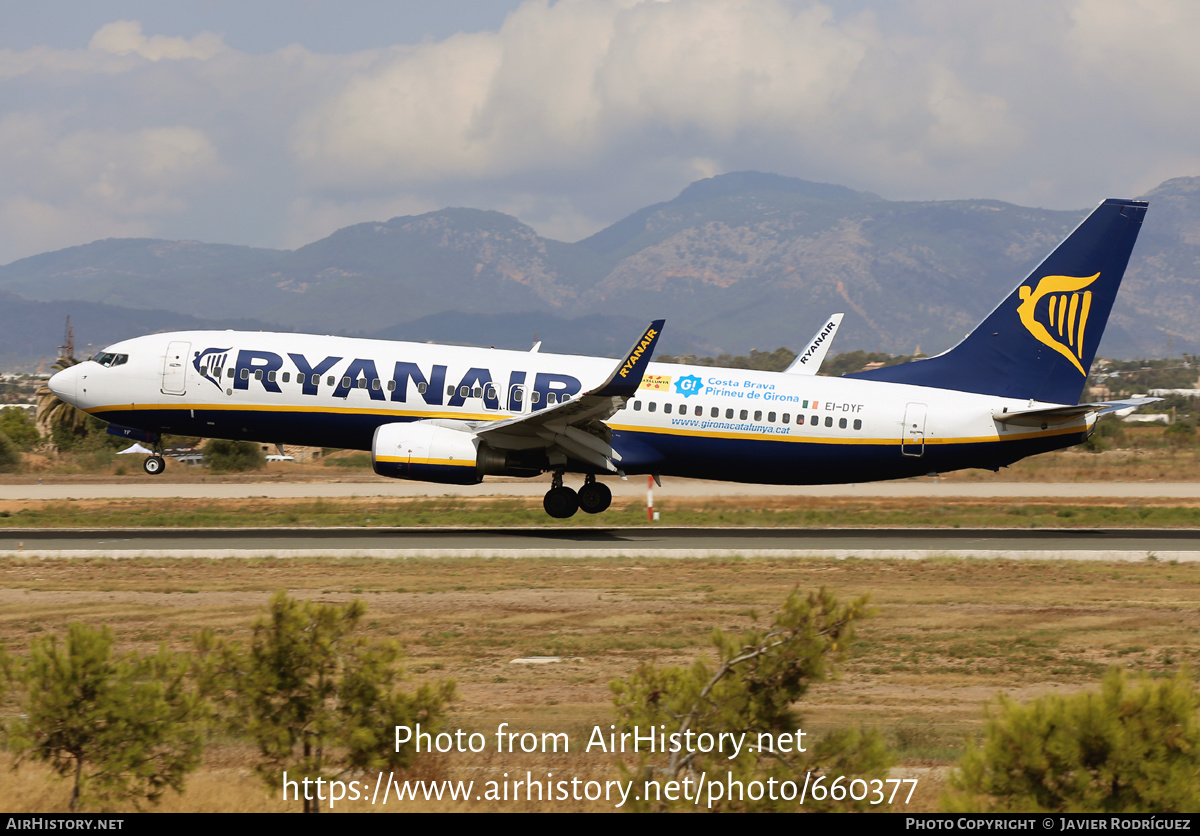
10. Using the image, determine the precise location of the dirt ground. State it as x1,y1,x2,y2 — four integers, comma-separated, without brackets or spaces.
1,553,1197,812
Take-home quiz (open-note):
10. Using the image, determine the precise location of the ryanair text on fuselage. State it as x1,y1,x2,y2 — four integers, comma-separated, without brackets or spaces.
193,346,582,413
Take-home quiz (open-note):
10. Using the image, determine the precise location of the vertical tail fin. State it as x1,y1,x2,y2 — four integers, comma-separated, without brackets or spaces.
846,198,1148,404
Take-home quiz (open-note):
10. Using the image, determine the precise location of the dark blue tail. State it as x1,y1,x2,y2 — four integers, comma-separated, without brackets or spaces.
846,198,1148,404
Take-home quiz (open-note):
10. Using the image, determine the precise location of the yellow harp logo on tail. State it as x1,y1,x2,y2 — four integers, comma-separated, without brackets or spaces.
1016,272,1100,376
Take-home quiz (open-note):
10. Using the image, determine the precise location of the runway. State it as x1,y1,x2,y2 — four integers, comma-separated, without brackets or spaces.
4,526,1198,561
3,479,1200,500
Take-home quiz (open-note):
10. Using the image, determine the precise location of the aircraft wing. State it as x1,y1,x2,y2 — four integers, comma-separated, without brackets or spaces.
994,397,1160,427
472,320,665,473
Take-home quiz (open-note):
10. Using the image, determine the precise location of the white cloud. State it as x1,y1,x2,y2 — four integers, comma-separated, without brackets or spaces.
1062,0,1200,130
88,20,226,62
293,33,506,184
293,1,892,184
284,194,441,250
923,69,1020,160
0,2,1199,263
688,157,724,181
0,196,153,261
594,1,868,134
289,0,1051,205
0,113,226,259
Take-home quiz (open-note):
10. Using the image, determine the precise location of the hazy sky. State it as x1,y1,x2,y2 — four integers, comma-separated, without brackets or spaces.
1,0,1197,264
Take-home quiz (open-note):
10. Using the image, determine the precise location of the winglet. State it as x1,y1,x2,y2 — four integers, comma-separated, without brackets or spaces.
785,313,844,374
589,319,666,397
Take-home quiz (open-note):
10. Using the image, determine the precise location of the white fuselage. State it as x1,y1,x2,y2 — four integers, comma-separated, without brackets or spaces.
50,330,1090,485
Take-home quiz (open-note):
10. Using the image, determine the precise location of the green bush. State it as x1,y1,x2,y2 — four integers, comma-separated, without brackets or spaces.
610,588,892,812
4,623,205,811
196,592,455,813
1164,419,1197,447
0,408,39,451
944,668,1200,813
204,439,265,472
1082,416,1127,453
0,432,20,473
323,453,372,468
50,416,128,455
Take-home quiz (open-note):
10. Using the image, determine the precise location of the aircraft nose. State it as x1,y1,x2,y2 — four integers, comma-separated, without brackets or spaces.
48,364,79,403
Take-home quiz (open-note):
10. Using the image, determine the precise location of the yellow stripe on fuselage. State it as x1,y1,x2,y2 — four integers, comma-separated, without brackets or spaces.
86,401,1084,449
86,402,495,422
375,456,476,468
606,422,1085,446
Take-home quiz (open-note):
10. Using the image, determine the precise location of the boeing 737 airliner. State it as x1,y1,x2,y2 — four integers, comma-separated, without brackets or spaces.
49,198,1153,518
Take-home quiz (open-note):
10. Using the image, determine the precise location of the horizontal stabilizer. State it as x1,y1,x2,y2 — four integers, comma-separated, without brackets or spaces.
994,397,1160,427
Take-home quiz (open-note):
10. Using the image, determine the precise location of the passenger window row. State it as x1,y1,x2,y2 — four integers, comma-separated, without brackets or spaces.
193,364,857,427
626,399,863,430
194,364,861,427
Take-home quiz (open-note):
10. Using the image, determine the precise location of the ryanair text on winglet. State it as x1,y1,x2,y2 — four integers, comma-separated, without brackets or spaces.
618,328,658,378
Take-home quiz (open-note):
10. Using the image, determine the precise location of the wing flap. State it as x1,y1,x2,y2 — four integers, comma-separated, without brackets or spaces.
475,320,665,471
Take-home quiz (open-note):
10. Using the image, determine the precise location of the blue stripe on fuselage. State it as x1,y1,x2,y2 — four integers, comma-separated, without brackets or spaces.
96,406,395,451
611,428,1082,483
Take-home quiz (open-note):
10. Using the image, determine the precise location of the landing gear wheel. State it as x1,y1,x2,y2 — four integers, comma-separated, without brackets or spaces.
543,486,579,519
143,455,166,476
578,481,612,514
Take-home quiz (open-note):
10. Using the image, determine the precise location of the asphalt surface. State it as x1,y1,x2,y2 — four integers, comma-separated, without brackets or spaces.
4,526,1197,561
4,480,1200,500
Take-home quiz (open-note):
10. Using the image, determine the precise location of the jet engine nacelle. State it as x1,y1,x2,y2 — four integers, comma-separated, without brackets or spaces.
372,421,508,485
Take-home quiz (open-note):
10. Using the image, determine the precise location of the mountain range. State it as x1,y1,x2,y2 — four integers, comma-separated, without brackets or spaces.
1,171,1198,369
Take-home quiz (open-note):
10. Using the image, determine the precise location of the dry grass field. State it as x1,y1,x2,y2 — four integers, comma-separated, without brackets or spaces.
2,492,1200,529
2,551,1199,812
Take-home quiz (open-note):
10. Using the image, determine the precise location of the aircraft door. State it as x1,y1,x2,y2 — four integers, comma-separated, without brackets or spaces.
161,341,190,396
901,402,927,457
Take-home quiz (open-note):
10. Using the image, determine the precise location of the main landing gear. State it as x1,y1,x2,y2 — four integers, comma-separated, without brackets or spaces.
543,473,612,519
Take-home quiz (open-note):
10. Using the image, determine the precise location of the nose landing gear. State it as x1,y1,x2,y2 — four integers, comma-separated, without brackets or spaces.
542,473,613,518
143,438,167,476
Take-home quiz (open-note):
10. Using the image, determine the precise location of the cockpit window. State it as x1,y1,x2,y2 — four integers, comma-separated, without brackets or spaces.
91,351,128,368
